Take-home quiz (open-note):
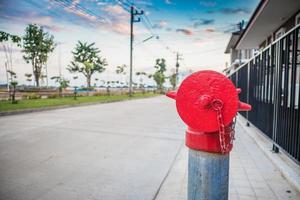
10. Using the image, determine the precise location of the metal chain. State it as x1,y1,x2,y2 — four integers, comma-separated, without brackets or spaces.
211,99,235,154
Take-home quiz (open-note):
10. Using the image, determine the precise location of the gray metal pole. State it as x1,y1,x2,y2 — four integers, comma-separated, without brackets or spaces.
188,149,229,200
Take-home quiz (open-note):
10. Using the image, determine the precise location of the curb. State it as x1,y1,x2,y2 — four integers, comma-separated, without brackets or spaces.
0,95,158,117
237,114,300,192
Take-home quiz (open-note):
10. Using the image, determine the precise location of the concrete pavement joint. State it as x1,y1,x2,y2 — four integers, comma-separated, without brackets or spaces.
152,142,184,200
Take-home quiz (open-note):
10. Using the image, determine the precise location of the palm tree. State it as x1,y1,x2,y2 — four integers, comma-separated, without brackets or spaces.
68,41,107,88
51,76,69,97
136,72,148,94
116,64,127,87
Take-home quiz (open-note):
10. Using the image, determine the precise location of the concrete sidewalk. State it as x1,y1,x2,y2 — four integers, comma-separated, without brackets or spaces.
155,120,300,200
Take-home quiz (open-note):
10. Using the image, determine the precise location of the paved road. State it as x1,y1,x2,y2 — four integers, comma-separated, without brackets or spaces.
0,96,185,200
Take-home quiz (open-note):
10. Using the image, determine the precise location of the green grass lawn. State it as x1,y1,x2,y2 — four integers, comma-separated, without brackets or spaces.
0,93,159,112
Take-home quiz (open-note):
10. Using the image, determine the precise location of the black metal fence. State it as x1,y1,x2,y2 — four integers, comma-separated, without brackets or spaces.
229,25,300,164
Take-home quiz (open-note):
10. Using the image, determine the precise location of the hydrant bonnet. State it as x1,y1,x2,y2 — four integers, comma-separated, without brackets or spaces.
173,70,239,132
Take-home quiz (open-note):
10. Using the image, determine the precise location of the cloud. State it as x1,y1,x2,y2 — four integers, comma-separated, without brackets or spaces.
208,7,251,15
0,11,66,32
176,28,193,36
192,18,215,28
220,8,251,14
110,22,130,35
66,9,98,23
199,1,216,7
152,20,168,29
165,0,172,4
103,4,128,16
133,0,155,10
101,5,130,35
97,2,108,6
204,28,215,32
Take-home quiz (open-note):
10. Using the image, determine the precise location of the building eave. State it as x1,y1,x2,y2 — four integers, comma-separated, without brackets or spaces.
224,30,243,53
234,0,268,49
235,0,300,49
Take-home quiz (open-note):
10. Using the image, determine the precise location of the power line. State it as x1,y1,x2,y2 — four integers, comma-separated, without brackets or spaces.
44,0,107,27
116,0,176,56
184,47,225,55
26,0,108,26
60,0,108,23
116,0,132,7
49,0,129,47
141,14,176,55
24,0,70,21
116,0,131,12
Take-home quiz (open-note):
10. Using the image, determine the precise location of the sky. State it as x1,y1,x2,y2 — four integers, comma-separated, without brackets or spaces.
0,0,259,87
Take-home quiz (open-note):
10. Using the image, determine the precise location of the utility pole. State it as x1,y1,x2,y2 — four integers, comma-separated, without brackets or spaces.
175,52,183,88
4,61,10,94
59,43,62,78
129,4,143,97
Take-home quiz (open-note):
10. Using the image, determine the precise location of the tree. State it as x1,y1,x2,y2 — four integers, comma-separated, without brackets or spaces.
136,71,148,93
73,76,79,100
51,76,69,97
0,31,21,92
152,58,167,93
22,24,55,87
106,81,111,95
116,64,127,75
68,41,107,88
10,81,18,104
7,70,17,102
116,64,127,86
41,74,47,86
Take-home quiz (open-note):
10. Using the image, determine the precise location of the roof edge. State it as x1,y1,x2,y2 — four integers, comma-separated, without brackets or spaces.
234,0,269,49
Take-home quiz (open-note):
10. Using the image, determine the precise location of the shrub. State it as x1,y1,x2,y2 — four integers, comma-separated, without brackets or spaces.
22,94,29,100
47,93,59,99
74,93,83,97
93,92,105,96
27,93,41,99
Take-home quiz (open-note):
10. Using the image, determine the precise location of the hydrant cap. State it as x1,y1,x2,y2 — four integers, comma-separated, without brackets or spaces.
176,70,239,132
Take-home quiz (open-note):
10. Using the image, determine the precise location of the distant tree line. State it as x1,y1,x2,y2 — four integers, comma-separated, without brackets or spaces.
1,24,179,103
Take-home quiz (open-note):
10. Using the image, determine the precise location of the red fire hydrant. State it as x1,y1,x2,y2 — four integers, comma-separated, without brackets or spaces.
166,70,251,200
